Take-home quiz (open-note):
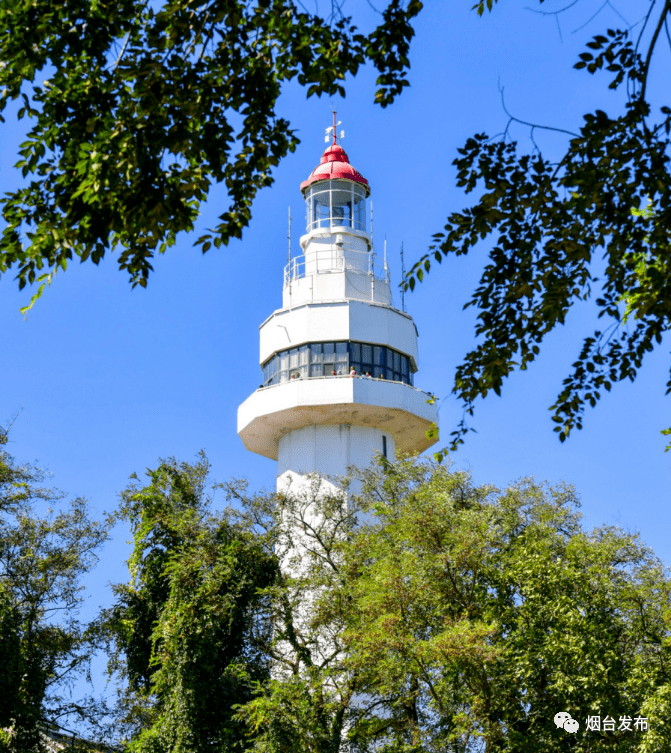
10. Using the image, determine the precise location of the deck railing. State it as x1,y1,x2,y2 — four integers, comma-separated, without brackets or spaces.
256,373,430,395
284,247,389,287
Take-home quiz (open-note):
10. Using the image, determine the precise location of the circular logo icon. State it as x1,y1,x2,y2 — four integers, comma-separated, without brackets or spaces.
554,712,571,729
564,719,579,734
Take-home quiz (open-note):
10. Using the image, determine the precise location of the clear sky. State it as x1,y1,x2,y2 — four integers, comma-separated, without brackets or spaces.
1,0,669,688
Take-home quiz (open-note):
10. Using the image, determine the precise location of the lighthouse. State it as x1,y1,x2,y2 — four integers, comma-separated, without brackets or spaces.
237,118,438,496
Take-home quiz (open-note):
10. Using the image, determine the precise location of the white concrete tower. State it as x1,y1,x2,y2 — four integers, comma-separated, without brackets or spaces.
238,119,438,494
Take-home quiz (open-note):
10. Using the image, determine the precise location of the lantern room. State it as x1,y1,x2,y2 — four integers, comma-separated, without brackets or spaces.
283,135,385,308
300,143,370,234
303,179,367,232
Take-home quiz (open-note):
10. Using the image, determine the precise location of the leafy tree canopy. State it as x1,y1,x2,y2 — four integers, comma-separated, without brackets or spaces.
238,458,671,753
0,0,422,313
404,1,671,454
103,453,277,753
0,426,111,751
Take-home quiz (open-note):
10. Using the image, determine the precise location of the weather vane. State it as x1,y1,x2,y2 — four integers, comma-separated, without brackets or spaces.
325,108,345,144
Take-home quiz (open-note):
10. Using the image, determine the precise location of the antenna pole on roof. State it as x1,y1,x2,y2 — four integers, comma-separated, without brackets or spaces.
370,201,374,253
384,234,389,286
401,241,406,313
287,206,291,267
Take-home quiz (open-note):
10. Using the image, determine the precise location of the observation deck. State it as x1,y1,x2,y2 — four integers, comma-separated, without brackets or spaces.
237,374,439,460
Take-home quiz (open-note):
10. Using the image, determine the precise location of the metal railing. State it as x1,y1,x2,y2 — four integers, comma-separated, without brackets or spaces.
257,373,426,391
284,247,390,287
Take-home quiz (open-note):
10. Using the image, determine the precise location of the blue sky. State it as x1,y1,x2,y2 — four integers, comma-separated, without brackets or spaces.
1,0,669,676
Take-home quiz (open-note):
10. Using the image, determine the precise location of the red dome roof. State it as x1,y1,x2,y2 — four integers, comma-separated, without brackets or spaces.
300,144,370,196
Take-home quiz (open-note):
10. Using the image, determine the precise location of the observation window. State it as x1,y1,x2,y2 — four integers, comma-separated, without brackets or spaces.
261,341,415,387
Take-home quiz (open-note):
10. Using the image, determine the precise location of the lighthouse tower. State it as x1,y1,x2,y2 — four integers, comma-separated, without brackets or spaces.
237,119,438,494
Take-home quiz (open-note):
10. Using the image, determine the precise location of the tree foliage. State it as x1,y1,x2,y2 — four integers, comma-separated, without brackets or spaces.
404,1,671,454
345,460,671,752
0,0,422,312
0,427,111,751
236,458,671,753
104,453,277,753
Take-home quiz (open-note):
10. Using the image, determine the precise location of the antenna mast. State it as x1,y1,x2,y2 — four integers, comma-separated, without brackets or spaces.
400,241,405,312
370,201,374,253
287,207,291,266
325,108,344,144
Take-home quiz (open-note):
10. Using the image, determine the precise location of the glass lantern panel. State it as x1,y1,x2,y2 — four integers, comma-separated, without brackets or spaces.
350,342,361,362
289,348,299,369
311,363,324,377
336,342,348,362
299,345,309,366
311,343,323,363
353,184,366,231
330,181,353,228
310,187,330,230
361,344,373,365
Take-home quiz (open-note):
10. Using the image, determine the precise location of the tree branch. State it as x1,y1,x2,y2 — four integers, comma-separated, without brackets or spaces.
641,1,670,101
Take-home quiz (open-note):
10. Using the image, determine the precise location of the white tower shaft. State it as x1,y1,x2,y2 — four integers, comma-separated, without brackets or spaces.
237,126,438,718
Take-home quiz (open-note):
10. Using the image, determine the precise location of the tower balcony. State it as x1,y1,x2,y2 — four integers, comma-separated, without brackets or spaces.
237,375,439,461
284,227,391,307
285,243,388,287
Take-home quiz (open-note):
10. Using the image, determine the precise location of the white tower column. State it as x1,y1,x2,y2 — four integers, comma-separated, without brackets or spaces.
277,424,396,497
237,119,439,713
